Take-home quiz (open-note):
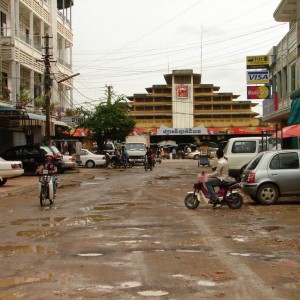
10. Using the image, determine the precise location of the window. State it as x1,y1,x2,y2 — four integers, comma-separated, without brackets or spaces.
0,11,7,36
246,152,264,170
232,141,256,153
270,152,299,169
23,147,40,156
290,64,296,92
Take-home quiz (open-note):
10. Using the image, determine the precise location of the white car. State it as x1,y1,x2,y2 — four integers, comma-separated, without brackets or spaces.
79,149,106,168
0,157,24,186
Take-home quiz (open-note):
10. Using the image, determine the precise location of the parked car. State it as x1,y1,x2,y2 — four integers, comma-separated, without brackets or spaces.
50,146,77,171
0,145,64,174
79,149,106,168
223,136,271,180
240,149,300,205
0,157,24,186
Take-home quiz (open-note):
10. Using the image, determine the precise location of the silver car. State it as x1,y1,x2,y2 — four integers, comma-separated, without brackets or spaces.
241,150,300,205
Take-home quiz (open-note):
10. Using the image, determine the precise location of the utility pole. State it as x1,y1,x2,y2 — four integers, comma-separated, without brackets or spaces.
38,33,56,146
107,85,112,104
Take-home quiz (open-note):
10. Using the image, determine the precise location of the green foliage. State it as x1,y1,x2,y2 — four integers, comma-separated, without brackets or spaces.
82,95,135,151
34,95,46,107
17,84,31,104
0,82,10,99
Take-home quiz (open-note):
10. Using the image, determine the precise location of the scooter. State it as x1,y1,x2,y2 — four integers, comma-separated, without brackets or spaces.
184,173,243,209
38,170,58,207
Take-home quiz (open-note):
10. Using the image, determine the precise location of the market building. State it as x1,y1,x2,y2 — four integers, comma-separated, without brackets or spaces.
128,69,272,144
0,0,74,153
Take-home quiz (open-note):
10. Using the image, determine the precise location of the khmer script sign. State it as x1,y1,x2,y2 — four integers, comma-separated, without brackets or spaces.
157,125,208,135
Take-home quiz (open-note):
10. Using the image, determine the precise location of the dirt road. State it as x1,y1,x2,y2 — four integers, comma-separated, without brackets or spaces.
0,160,299,299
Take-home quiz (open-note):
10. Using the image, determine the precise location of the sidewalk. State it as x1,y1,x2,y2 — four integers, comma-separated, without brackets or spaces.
0,167,99,198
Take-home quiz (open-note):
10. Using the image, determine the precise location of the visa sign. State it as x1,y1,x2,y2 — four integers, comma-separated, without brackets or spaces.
247,71,269,84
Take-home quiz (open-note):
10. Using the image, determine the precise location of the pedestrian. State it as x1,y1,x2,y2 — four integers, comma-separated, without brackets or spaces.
172,148,176,159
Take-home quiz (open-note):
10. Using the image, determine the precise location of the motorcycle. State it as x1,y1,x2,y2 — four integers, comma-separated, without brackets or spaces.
184,173,243,209
37,170,58,207
155,154,162,164
110,155,132,168
144,156,153,171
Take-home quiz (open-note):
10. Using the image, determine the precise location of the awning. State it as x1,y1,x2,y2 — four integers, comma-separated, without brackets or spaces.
53,120,69,127
288,88,300,125
27,113,46,121
270,124,300,138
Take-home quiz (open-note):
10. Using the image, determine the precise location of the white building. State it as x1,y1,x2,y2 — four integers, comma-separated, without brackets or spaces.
263,0,300,125
0,0,74,110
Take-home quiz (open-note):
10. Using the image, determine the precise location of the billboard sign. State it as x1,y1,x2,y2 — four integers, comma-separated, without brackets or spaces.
247,86,271,100
246,55,270,69
176,85,189,98
247,71,269,84
61,116,85,127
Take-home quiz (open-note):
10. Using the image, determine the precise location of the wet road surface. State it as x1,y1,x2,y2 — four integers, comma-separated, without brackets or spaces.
0,160,299,299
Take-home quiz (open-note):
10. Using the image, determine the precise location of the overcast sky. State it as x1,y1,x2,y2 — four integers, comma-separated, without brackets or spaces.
71,0,289,115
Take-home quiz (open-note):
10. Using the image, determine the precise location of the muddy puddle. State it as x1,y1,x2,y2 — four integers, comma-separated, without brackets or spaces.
0,244,54,255
16,230,59,238
0,274,53,289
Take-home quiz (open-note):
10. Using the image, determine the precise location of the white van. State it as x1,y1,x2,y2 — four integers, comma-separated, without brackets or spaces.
223,136,271,180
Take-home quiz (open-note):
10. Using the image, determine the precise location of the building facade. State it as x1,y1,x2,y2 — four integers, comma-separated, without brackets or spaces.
0,0,74,152
263,0,300,125
128,70,270,142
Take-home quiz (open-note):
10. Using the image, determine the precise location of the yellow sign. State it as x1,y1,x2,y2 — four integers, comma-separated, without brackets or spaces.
246,56,270,69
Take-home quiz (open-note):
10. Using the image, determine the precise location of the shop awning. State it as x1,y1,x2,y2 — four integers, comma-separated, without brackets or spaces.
287,88,300,126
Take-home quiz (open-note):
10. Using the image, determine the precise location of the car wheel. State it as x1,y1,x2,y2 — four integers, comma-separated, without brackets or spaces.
250,195,259,203
194,154,200,160
0,179,8,186
86,160,95,168
257,183,279,205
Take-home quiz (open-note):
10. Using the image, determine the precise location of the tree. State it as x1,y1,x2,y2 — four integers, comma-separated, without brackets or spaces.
82,94,135,152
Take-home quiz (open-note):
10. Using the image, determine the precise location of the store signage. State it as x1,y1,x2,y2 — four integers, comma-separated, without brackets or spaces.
157,124,208,135
247,86,271,100
247,71,269,84
246,55,270,69
61,116,85,127
176,85,189,98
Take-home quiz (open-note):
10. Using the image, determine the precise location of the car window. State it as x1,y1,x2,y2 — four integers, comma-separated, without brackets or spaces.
50,145,61,155
270,152,299,170
81,150,87,156
40,145,51,154
232,141,256,153
4,148,22,158
246,152,264,170
23,147,39,156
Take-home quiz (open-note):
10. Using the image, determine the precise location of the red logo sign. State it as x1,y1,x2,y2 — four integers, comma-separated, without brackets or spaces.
247,86,270,99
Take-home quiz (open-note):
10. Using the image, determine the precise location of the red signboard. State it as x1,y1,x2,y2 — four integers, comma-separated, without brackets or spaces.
247,86,270,99
176,85,189,98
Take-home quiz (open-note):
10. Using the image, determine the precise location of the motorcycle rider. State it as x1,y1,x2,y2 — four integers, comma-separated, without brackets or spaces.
36,152,57,196
145,147,153,166
206,148,231,204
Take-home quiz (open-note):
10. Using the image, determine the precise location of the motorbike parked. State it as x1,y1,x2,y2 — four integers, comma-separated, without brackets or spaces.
110,155,133,168
184,172,243,209
37,170,58,207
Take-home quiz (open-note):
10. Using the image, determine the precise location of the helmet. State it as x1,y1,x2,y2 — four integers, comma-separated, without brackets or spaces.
45,152,53,158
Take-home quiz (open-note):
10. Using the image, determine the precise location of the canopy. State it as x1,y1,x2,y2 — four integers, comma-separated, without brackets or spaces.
270,124,300,138
157,140,177,147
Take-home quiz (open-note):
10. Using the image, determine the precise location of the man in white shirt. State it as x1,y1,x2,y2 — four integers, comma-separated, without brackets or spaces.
206,148,231,203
